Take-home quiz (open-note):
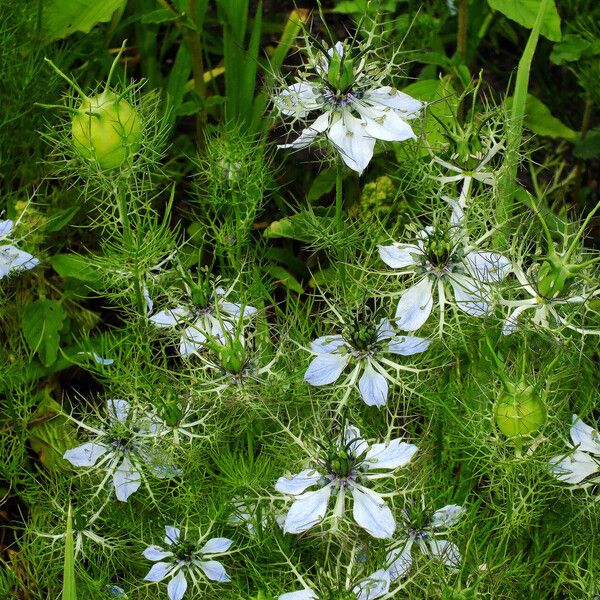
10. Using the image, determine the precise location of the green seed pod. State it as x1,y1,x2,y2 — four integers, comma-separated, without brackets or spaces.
537,256,578,298
219,338,247,374
494,382,546,439
327,48,354,93
72,91,142,170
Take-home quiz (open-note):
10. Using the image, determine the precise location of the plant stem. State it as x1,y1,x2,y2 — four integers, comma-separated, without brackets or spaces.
573,97,593,206
495,0,550,247
187,0,207,148
457,0,468,62
335,160,344,232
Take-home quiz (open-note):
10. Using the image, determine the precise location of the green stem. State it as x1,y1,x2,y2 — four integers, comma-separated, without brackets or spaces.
457,0,468,62
496,0,550,246
186,0,207,148
335,161,344,231
573,97,593,206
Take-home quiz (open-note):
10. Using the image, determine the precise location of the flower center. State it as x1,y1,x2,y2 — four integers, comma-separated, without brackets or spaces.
174,539,196,562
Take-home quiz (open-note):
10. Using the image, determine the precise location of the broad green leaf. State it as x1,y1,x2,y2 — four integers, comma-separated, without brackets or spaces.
22,299,66,367
44,206,80,233
550,34,590,65
264,211,335,243
574,129,600,159
514,94,576,140
487,0,561,42
264,265,303,294
307,168,336,201
41,0,127,43
50,254,99,282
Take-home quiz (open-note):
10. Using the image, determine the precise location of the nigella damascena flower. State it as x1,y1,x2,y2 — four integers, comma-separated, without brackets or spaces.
143,525,233,600
502,264,600,336
275,40,422,175
63,399,179,501
149,283,256,357
0,218,39,279
379,201,511,333
275,425,418,538
386,504,466,578
304,317,431,407
279,567,392,600
550,414,600,486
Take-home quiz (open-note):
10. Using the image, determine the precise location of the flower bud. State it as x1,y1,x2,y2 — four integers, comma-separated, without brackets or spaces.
494,382,546,439
218,338,247,374
72,91,142,170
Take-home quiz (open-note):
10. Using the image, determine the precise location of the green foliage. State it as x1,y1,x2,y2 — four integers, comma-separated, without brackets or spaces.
22,299,67,367
487,0,562,41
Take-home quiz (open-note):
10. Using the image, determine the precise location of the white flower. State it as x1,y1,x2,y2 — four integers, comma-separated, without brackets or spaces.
149,286,257,357
304,318,431,407
386,504,466,576
275,40,422,175
432,139,503,207
63,399,179,502
550,414,600,486
379,202,511,333
143,526,233,600
0,218,39,280
502,264,600,336
275,425,418,538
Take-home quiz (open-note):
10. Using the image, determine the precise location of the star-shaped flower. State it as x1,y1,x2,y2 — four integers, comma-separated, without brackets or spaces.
379,202,511,333
304,318,431,407
276,425,418,538
386,504,466,577
143,526,233,600
149,286,256,357
63,399,179,502
275,40,422,174
550,414,600,486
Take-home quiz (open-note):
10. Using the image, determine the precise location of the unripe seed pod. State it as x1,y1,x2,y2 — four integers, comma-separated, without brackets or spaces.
327,49,354,93
494,382,546,438
219,339,247,374
537,257,578,298
72,91,142,170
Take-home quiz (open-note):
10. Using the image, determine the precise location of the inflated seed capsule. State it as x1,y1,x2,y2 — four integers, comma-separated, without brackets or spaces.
72,91,142,170
494,382,546,439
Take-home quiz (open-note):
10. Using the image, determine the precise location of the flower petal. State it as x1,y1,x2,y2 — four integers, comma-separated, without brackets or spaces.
179,324,207,356
355,103,416,143
200,537,233,555
278,112,331,150
363,87,422,118
386,539,414,580
352,486,395,538
274,82,323,118
395,277,434,331
430,504,466,529
448,273,490,316
63,442,109,467
0,245,39,278
275,469,324,495
144,561,173,582
143,545,174,561
386,335,431,356
0,219,14,237
283,484,333,533
353,568,390,600
219,300,257,318
464,251,511,283
365,439,418,470
113,456,142,502
149,307,189,328
164,526,180,546
502,304,533,335
570,414,600,454
378,243,421,269
328,111,376,175
550,450,598,484
428,539,462,568
310,335,346,354
342,425,369,457
304,352,350,386
199,560,230,582
358,363,388,407
167,571,187,600
279,590,318,600
107,399,131,424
